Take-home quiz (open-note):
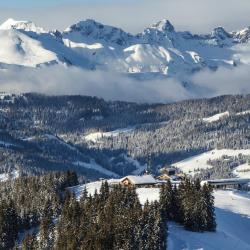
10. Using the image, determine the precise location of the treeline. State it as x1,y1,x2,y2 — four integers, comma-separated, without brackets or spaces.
160,179,216,232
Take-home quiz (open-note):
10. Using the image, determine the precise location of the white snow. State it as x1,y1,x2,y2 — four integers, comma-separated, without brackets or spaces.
136,187,160,204
168,190,249,250
136,188,250,250
71,179,250,249
84,126,135,142
73,160,119,177
120,175,156,185
236,110,250,116
0,170,19,182
202,111,229,123
44,134,79,152
85,121,169,143
123,155,147,175
1,18,250,79
0,18,46,33
173,149,250,175
0,29,57,67
233,163,250,178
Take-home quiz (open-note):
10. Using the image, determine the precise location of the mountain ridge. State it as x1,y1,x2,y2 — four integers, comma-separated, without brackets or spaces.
0,18,250,77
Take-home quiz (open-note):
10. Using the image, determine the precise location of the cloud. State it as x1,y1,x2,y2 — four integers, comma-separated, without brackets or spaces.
0,0,250,34
0,66,192,103
192,65,250,97
1,64,250,103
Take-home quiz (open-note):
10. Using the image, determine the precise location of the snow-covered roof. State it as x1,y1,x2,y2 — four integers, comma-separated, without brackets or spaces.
120,175,156,185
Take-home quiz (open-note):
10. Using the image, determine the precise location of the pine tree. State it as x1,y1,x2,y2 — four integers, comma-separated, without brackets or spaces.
39,200,55,250
152,202,167,250
202,184,216,231
160,180,174,220
0,199,18,250
172,185,182,223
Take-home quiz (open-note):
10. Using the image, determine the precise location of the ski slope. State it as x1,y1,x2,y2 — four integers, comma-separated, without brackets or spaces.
172,149,250,175
169,190,250,250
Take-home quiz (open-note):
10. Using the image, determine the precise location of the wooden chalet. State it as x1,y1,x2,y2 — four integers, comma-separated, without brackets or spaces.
120,175,156,187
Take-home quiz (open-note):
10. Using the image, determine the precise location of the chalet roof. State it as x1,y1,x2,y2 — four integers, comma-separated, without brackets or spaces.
120,175,156,185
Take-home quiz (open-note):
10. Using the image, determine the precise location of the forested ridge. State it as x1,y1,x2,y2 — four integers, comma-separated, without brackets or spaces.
0,93,249,179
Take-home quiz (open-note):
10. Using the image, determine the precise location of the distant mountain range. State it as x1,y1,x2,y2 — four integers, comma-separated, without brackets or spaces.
1,18,250,79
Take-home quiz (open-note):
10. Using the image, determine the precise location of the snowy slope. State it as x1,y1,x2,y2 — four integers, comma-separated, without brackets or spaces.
0,29,57,67
84,121,169,143
1,18,250,77
202,109,250,123
233,163,250,178
172,149,250,175
0,19,92,68
202,111,229,123
72,181,250,249
84,126,135,142
73,160,119,177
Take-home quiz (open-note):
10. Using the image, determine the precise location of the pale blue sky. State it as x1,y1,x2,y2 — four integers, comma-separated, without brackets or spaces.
0,0,249,34
0,0,124,8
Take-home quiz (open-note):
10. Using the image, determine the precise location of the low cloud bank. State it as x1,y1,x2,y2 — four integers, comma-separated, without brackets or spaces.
0,64,250,103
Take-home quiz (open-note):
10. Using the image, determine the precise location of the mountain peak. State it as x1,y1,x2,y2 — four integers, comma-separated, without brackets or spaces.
151,19,175,33
64,19,133,46
211,26,231,39
65,19,104,32
0,18,45,33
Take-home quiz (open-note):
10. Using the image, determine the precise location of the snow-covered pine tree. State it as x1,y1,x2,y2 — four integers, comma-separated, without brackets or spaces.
202,183,216,231
160,180,174,220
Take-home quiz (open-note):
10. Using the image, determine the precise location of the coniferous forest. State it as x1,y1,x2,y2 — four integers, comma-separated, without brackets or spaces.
0,93,249,180
0,173,216,250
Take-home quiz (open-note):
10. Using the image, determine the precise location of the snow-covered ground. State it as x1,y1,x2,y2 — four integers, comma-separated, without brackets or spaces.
0,170,19,182
202,111,229,123
84,121,168,143
202,110,250,123
236,110,250,116
136,187,160,204
172,149,250,175
169,190,250,250
73,181,250,249
73,160,119,177
84,126,135,143
233,163,250,178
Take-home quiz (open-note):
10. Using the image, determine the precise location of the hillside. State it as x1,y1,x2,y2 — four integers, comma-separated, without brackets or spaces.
0,93,249,180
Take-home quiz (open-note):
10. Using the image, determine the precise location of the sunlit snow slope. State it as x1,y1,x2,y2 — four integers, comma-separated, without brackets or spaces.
1,18,250,78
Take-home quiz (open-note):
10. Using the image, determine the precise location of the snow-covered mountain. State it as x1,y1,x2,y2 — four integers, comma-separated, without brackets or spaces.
1,18,250,77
